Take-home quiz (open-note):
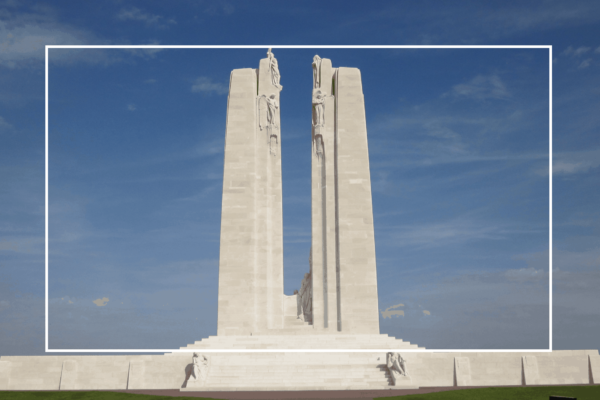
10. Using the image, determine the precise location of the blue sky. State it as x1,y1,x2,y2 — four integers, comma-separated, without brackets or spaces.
0,0,599,354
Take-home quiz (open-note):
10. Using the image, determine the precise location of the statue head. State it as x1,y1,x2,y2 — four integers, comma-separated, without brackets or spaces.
294,289,298,294
304,273,309,279
313,55,321,62
269,93,276,100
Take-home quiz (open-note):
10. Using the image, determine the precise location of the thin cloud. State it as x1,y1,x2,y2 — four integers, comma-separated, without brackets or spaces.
444,75,510,100
562,46,591,57
127,104,136,111
204,1,235,16
386,219,511,249
380,303,405,319
0,6,165,68
144,78,157,84
116,7,174,26
0,14,89,68
0,116,13,131
505,267,545,282
191,77,228,95
537,149,600,175
578,58,592,69
92,297,109,307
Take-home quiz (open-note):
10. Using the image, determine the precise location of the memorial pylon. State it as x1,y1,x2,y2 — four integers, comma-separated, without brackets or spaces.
217,49,284,336
310,57,380,334
217,51,380,336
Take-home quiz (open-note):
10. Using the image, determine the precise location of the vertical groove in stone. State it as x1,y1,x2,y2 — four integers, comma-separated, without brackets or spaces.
333,68,342,332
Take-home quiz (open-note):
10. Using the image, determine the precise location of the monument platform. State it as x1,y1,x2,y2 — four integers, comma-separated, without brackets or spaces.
1,349,598,391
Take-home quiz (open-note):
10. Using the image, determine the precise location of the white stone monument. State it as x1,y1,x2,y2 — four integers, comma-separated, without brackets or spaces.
1,50,598,393
217,51,380,337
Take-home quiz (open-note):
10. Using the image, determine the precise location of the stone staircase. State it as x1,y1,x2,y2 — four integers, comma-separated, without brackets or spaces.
179,352,417,391
176,334,424,350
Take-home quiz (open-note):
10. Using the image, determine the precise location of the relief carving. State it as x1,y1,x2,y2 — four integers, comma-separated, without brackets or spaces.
183,353,210,388
386,352,408,385
267,48,282,90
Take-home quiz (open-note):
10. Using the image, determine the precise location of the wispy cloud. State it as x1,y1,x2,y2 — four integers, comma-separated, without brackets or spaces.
0,6,166,68
116,7,176,27
191,77,228,95
578,58,592,69
127,104,136,111
535,148,600,175
560,45,599,69
203,1,235,16
380,303,405,319
444,75,510,100
0,116,13,131
92,297,109,307
562,46,591,56
0,12,89,68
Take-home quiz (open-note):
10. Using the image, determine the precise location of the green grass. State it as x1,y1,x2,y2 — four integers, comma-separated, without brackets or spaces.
377,385,600,400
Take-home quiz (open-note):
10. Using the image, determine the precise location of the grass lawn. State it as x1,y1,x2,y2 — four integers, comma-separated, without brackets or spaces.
377,385,600,400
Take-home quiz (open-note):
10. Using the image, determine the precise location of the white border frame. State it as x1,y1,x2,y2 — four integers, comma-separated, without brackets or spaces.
45,45,553,353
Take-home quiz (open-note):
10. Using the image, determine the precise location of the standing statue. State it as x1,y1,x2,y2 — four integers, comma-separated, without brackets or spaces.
312,55,322,89
267,48,282,90
312,90,326,127
386,352,408,386
300,272,312,322
294,289,304,321
266,93,279,127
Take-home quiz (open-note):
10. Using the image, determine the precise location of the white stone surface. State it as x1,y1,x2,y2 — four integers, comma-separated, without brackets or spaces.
454,356,472,386
590,354,600,384
217,50,285,336
1,350,598,391
3,356,63,390
58,357,130,390
0,361,9,390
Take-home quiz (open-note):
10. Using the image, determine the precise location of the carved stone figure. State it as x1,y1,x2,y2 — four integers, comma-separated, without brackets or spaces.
314,134,324,159
312,55,322,89
266,94,279,127
267,48,282,90
312,90,326,127
299,250,313,324
257,93,278,135
184,352,210,387
386,352,408,385
294,289,304,321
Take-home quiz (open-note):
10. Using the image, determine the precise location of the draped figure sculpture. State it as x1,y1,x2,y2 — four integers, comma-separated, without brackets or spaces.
386,352,408,385
267,48,282,90
184,353,210,388
312,54,322,89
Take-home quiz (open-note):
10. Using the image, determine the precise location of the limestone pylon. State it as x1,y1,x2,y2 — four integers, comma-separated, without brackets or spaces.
310,57,380,334
217,49,284,336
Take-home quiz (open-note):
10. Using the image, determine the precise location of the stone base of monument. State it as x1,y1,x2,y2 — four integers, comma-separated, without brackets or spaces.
178,352,418,391
1,349,599,391
389,374,416,389
178,334,424,350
